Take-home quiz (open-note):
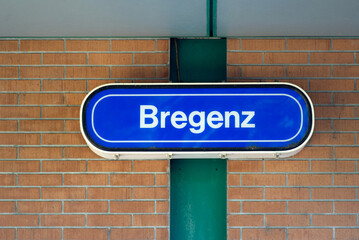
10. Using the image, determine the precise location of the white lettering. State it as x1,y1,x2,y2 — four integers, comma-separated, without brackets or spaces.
171,111,187,129
140,105,158,128
160,111,170,128
207,111,223,129
189,111,205,134
241,111,255,128
225,111,240,128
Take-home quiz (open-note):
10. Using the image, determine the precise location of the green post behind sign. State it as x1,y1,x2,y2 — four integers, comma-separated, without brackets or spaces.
170,39,227,240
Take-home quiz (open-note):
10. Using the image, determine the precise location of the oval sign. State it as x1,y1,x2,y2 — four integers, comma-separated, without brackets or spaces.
80,83,314,159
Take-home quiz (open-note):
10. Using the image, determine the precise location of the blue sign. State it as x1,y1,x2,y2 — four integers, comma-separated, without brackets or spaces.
80,83,314,159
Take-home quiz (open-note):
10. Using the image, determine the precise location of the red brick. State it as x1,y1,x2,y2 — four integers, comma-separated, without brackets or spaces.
228,214,263,226
64,174,107,185
110,228,154,240
64,229,107,240
335,147,359,158
19,147,62,159
18,174,62,186
133,160,168,172
264,52,308,64
133,187,169,199
20,67,63,78
312,215,356,226
133,214,168,226
228,160,263,172
0,80,40,92
112,40,155,51
0,133,40,145
335,229,359,240
156,229,169,240
242,39,285,50
111,66,156,78
89,53,132,65
241,201,286,213
312,188,356,199
310,133,355,145
88,79,127,90
228,229,241,240
42,106,79,118
334,92,359,104
110,201,154,213
228,188,263,200
0,175,15,186
157,201,169,213
287,39,331,50
288,174,332,186
64,201,108,213
88,160,131,172
0,107,40,118
288,229,332,240
308,92,331,104
65,120,81,132
333,39,359,50
310,52,354,64
158,67,169,78
64,147,100,159
227,66,240,78
20,40,64,51
227,52,262,64
66,40,109,51
228,174,241,186
111,174,155,186
335,202,359,213
0,229,15,240
242,66,285,78
266,214,310,226
227,39,240,50
241,174,285,186
0,67,18,78
334,119,359,131
87,214,131,226
333,66,359,77
242,229,286,240
42,79,87,91
0,215,39,226
17,201,61,213
287,66,331,77
310,79,355,91
42,187,85,199
265,188,310,200
0,201,15,212
265,160,309,172
19,120,63,132
42,133,86,145
315,106,355,118
157,40,169,51
87,187,131,199
41,215,85,226
0,40,18,51
134,53,169,64
43,53,87,65
156,174,168,186
42,160,86,172
314,120,331,132
334,174,359,186
288,201,332,213
19,93,63,105
66,66,109,78
0,160,39,172
0,93,17,105
0,53,41,65
311,160,355,172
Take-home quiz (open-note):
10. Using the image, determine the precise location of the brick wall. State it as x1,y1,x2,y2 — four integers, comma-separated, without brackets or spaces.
0,39,169,240
227,38,359,240
0,38,358,240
